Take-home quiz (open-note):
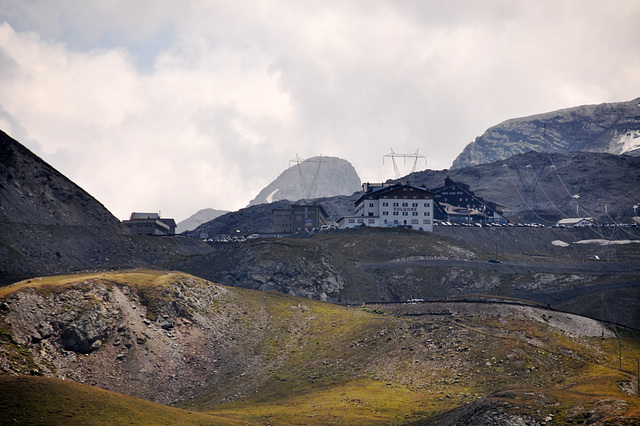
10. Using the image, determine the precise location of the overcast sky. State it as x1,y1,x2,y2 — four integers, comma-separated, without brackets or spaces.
1,1,639,222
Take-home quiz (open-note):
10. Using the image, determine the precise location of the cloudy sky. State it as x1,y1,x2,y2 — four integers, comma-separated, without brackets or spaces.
1,1,639,222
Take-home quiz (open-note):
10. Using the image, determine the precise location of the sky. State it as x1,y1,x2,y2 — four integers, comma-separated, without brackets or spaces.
1,1,639,222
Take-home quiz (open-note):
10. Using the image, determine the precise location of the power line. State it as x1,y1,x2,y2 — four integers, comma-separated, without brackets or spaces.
289,154,323,199
383,148,426,180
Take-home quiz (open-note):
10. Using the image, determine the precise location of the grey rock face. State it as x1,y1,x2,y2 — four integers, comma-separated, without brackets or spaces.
452,97,640,169
248,156,361,206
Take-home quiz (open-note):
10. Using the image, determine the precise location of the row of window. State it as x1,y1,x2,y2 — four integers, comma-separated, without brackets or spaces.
347,218,431,225
382,211,430,216
370,202,431,208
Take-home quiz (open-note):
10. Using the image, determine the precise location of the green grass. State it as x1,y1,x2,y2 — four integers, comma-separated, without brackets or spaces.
0,376,237,425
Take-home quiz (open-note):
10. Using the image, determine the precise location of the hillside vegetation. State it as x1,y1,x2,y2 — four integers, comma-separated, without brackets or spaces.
1,270,639,424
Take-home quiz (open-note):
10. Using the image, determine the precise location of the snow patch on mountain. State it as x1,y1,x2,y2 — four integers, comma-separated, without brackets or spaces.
266,188,279,203
615,130,640,154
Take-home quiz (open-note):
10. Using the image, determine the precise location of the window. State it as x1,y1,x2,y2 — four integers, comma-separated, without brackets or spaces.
394,220,399,224
382,211,389,216
368,219,375,224
382,202,388,207
369,203,374,207
424,202,430,207
393,202,399,207
412,212,418,216
393,212,399,216
412,203,418,207
402,212,408,216
357,219,364,223
411,219,419,224
348,219,355,223
424,212,430,216
423,219,431,224
402,202,408,207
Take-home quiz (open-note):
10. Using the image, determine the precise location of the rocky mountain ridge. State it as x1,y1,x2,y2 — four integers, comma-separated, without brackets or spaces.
0,130,211,284
452,97,640,168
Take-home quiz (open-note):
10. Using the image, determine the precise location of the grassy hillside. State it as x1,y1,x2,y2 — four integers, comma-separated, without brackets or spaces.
0,375,235,425
1,270,639,424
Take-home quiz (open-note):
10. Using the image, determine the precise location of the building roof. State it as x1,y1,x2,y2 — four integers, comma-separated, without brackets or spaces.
130,212,160,220
355,183,433,206
556,217,594,225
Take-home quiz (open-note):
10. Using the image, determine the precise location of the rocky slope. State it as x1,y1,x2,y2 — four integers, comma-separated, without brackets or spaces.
452,97,640,168
1,270,638,424
0,130,211,284
248,156,361,206
176,226,640,329
409,151,640,224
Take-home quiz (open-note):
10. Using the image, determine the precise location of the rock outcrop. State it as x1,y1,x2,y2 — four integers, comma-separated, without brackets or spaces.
248,156,361,206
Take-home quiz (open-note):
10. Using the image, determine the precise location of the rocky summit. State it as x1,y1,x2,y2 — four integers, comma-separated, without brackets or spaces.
248,156,361,206
452,97,640,168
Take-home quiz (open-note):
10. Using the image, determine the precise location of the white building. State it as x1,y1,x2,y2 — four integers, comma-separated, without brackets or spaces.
555,217,595,227
338,183,435,232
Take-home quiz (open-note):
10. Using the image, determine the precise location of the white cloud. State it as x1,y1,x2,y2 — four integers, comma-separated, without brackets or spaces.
1,1,639,222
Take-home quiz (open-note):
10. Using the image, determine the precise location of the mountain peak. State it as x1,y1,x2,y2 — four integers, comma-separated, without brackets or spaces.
248,156,361,206
452,97,640,169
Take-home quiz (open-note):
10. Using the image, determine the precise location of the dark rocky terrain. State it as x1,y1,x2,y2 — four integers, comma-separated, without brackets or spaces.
452,97,640,168
0,130,211,284
408,151,640,224
248,155,361,206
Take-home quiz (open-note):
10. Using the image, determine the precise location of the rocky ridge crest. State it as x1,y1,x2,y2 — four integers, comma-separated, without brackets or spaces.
452,97,640,169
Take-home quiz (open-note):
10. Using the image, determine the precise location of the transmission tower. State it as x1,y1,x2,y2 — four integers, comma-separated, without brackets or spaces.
383,148,426,180
289,154,323,199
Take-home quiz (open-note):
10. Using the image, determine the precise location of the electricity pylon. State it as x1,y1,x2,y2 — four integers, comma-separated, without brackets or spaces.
383,148,426,179
289,154,323,199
